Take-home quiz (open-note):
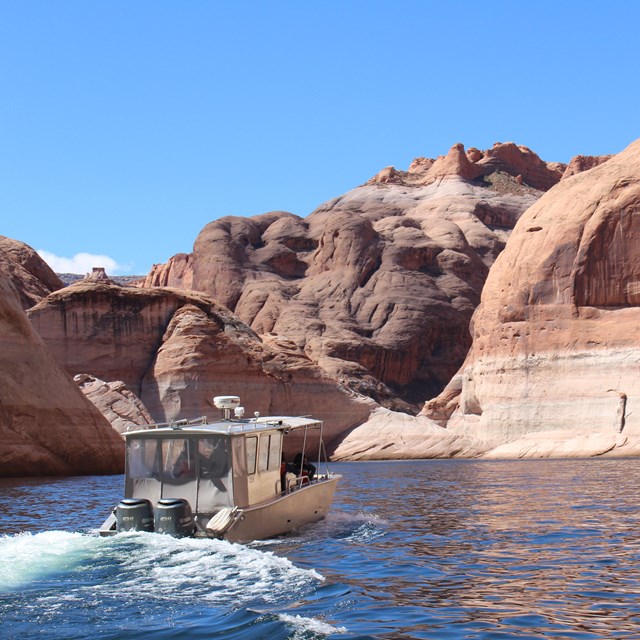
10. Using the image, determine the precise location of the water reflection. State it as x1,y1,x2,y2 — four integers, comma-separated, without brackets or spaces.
279,459,640,638
0,475,123,534
3,460,640,638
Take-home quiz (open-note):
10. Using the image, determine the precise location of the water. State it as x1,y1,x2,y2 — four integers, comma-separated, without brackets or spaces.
2,459,640,639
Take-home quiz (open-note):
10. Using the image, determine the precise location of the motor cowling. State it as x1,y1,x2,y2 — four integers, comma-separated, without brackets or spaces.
115,498,154,532
154,498,195,537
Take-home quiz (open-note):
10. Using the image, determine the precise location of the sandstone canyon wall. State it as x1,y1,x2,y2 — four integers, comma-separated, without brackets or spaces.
9,139,632,468
27,282,374,446
0,269,124,476
422,139,640,457
146,143,560,414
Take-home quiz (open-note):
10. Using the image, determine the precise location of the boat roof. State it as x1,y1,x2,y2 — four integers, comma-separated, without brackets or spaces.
123,415,323,438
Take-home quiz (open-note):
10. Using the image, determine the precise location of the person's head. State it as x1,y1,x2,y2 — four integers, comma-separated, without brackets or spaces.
199,440,214,457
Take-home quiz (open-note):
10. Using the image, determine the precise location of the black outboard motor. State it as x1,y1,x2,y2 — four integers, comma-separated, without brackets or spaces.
115,498,154,532
154,498,195,537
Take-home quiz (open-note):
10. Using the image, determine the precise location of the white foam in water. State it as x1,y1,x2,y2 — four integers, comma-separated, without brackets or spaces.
0,530,324,607
98,532,324,604
279,613,348,637
0,532,351,638
0,531,100,592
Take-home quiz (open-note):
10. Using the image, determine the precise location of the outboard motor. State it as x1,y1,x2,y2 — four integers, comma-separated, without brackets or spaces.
154,498,195,537
115,498,154,532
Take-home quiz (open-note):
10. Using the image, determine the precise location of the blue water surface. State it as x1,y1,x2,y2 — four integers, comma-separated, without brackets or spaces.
2,458,640,639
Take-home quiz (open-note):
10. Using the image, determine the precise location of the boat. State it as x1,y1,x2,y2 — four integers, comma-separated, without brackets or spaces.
99,396,341,542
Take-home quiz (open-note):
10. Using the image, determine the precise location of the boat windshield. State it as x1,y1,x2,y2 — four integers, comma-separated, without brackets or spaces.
125,434,233,512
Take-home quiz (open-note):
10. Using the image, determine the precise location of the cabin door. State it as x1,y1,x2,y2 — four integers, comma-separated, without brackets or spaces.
160,437,199,509
196,436,233,513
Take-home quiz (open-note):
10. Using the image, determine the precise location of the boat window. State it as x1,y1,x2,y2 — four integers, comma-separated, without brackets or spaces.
246,436,258,475
162,438,196,480
268,431,282,470
258,434,270,472
258,432,282,473
198,437,229,478
128,438,159,478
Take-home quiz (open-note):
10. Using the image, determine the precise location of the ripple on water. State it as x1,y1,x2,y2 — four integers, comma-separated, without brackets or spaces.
3,459,640,639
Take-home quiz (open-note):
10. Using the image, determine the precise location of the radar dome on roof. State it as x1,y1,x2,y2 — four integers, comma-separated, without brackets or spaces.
213,396,241,410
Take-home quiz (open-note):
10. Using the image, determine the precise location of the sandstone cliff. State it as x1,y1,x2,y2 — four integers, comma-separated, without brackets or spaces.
28,282,374,445
11,139,627,466
421,138,640,458
146,143,558,412
75,374,155,435
0,269,124,477
0,236,63,309
141,253,193,290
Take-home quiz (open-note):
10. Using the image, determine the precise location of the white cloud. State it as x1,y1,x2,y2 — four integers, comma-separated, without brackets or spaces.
37,250,132,276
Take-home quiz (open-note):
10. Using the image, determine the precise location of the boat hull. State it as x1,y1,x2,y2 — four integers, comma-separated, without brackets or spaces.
100,474,341,542
199,474,340,542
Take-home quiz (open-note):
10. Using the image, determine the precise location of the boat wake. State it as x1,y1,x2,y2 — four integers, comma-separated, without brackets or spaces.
1,530,350,639
0,530,98,592
1,530,322,604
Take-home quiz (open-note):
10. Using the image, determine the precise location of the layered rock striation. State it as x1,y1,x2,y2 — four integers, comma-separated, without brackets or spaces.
0,269,124,477
28,282,374,445
422,139,640,457
146,143,561,412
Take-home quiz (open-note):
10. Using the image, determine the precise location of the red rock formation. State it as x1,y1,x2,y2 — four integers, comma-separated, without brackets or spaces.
82,266,115,284
137,143,567,413
562,154,613,179
141,253,193,290
187,169,541,411
29,282,374,444
466,147,483,163
142,303,374,444
426,143,484,182
28,283,244,396
0,236,63,309
75,374,155,435
475,142,565,191
408,156,435,173
366,142,564,191
0,268,123,477
423,138,640,458
370,166,402,184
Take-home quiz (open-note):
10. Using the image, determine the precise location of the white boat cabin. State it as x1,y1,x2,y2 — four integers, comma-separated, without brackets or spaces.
123,415,323,514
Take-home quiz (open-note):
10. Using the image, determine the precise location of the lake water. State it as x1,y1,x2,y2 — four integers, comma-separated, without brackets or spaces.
1,458,640,639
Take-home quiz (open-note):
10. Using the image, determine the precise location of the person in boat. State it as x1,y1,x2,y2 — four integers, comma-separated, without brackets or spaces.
198,438,229,479
171,445,195,479
198,440,216,478
293,453,316,482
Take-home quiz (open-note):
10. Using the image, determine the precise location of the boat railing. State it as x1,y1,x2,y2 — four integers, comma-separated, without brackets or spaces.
285,475,309,492
226,420,286,433
283,471,333,494
125,416,209,431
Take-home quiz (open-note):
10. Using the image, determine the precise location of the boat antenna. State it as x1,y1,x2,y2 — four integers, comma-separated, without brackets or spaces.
213,395,241,421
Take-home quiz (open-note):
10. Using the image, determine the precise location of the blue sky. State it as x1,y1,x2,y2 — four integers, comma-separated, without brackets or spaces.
1,1,638,275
